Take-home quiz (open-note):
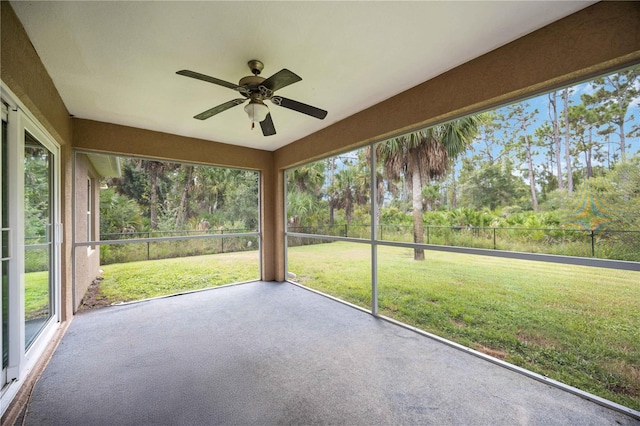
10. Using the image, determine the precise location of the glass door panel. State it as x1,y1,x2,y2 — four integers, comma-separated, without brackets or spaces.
23,132,53,350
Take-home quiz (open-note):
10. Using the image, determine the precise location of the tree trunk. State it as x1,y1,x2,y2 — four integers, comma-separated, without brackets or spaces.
611,77,628,161
376,177,384,224
524,134,539,211
411,168,425,260
549,92,564,189
585,127,593,179
329,158,335,226
425,199,432,212
175,165,194,229
344,188,353,226
583,149,592,179
562,89,573,194
618,121,626,160
449,167,457,209
149,166,159,230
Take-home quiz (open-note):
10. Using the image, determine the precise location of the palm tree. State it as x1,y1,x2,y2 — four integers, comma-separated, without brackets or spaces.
286,161,326,230
287,161,326,195
286,190,320,232
377,115,483,260
328,166,368,229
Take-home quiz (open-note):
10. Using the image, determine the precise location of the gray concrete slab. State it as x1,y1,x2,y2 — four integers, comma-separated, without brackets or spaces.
23,281,639,425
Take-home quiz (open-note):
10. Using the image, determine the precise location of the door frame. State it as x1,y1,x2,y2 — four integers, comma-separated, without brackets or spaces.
1,102,7,391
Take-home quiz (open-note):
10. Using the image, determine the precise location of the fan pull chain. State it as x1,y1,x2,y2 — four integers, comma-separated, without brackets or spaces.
251,122,255,130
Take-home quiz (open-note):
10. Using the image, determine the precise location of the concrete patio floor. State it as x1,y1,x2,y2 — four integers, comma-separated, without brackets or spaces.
22,281,639,425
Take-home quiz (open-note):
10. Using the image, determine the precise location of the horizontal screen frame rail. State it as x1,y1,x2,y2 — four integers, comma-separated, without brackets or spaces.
74,231,260,247
285,231,640,272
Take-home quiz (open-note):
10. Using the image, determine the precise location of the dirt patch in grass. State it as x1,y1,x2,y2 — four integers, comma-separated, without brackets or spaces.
605,361,640,398
473,344,508,360
517,332,561,349
79,277,112,311
451,319,466,328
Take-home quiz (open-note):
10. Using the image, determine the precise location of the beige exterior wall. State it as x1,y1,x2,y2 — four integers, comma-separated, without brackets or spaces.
73,155,101,308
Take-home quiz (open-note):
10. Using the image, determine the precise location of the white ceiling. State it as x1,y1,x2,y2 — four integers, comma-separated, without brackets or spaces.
10,1,595,152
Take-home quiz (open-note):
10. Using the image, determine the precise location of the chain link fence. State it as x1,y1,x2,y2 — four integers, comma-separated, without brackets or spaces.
97,229,258,265
287,225,640,262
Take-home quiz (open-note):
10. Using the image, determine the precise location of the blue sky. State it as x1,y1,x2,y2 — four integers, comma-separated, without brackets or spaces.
461,71,640,173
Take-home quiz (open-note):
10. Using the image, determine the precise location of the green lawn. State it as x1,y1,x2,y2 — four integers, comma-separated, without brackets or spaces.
25,242,639,410
24,271,50,319
288,242,640,411
99,250,259,302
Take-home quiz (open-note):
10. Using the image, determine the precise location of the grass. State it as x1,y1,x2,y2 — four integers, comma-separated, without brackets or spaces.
24,271,50,319
288,242,640,411
288,242,373,309
23,241,640,410
99,250,259,303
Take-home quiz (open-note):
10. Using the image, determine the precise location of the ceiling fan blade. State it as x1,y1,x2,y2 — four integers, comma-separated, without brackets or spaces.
271,96,327,120
177,70,240,90
194,99,245,120
261,69,302,92
260,113,276,136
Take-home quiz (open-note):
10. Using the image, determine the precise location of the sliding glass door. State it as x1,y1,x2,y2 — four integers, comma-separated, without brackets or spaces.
1,96,60,403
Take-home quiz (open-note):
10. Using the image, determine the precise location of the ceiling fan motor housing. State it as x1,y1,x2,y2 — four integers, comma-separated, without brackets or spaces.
238,75,266,88
238,75,268,99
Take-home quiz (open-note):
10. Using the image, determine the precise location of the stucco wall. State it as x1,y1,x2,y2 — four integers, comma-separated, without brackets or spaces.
73,154,101,308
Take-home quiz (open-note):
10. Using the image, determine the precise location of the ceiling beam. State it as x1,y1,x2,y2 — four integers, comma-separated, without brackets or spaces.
73,118,272,171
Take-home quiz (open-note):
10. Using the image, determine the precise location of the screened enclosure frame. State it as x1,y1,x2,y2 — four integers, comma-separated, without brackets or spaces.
283,65,640,418
284,62,640,291
71,149,262,312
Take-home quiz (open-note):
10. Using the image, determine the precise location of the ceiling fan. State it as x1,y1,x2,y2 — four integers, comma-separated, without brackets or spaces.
177,60,327,136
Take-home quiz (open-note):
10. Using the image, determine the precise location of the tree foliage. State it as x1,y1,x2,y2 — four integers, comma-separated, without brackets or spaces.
101,159,259,236
282,66,639,261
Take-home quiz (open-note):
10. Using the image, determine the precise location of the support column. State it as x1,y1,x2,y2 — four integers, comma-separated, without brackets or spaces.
260,155,283,281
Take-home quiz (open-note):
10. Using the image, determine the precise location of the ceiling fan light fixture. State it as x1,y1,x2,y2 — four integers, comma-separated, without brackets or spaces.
244,100,269,123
